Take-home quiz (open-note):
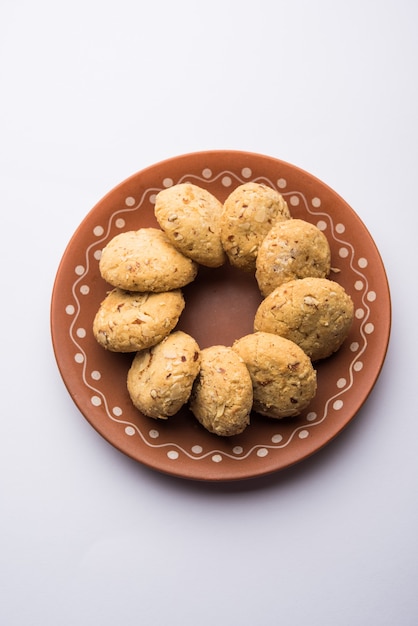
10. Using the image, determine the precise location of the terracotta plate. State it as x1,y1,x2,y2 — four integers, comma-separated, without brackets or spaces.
51,151,391,481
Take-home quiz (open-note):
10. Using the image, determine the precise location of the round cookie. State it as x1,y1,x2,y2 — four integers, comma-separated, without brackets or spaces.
93,288,185,352
189,345,253,437
99,228,198,292
232,331,317,419
254,277,354,361
154,183,226,267
221,182,291,272
127,331,201,420
255,219,331,296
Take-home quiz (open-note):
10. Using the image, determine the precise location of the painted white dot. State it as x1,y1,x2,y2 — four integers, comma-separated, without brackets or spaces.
336,223,345,234
125,196,136,207
367,291,377,302
192,445,203,454
241,167,252,178
355,308,365,319
316,220,327,231
91,395,102,407
337,378,347,389
271,434,283,443
350,342,360,352
167,450,179,460
355,280,364,291
115,218,125,229
354,361,363,372
257,448,268,458
125,426,135,436
163,177,173,188
290,195,300,206
202,168,212,179
76,327,86,338
212,454,223,463
75,265,85,276
93,225,104,236
333,400,344,411
65,305,75,315
298,430,309,439
233,446,244,455
277,178,287,189
306,412,317,422
339,247,349,258
358,257,368,268
94,250,102,260
80,285,90,295
91,370,101,380
112,406,122,416
312,197,321,208
149,429,159,439
365,323,375,334
150,193,157,204
222,176,232,187
74,353,84,363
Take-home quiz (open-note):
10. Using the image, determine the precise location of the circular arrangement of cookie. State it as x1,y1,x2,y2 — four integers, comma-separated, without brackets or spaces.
127,331,201,420
255,218,331,296
189,345,253,436
233,331,317,419
93,288,185,353
254,277,354,361
221,182,290,272
99,227,198,292
92,180,353,438
155,183,226,268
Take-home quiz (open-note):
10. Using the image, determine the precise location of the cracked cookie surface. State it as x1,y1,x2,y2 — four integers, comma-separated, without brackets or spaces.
255,219,331,296
155,183,226,268
233,331,317,419
221,182,290,272
127,331,201,419
254,277,354,361
99,227,198,292
189,345,253,436
93,288,185,352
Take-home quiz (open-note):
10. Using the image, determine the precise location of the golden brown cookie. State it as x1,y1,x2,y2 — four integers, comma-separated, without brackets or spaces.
93,288,185,352
99,228,198,292
232,331,317,419
254,277,354,361
189,345,253,436
127,331,201,420
221,182,291,272
154,183,226,267
255,219,331,296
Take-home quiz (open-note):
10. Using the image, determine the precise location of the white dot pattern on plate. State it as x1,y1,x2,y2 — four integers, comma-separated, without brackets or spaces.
61,165,381,465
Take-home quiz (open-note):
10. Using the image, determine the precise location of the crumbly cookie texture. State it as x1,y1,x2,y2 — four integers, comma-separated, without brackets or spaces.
99,228,198,292
189,345,253,436
127,331,201,420
154,183,226,267
93,288,185,352
255,219,331,296
232,331,317,419
221,182,291,272
254,277,354,361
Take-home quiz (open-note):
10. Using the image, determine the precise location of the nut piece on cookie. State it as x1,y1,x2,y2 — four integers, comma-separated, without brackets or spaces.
99,228,198,292
93,288,185,352
221,182,291,272
127,331,201,420
232,331,317,419
189,345,253,437
154,183,226,267
254,277,354,361
255,219,331,296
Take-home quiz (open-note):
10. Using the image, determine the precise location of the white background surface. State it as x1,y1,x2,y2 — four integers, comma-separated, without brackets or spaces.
1,1,417,625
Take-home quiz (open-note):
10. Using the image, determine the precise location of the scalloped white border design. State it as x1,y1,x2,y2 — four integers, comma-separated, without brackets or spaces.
66,167,373,464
